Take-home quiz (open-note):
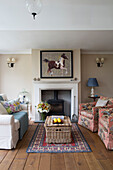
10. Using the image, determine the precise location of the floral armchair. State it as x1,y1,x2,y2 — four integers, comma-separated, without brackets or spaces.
78,96,113,132
98,108,113,150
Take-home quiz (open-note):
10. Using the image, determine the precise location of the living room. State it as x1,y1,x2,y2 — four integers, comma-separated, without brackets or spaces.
0,0,113,170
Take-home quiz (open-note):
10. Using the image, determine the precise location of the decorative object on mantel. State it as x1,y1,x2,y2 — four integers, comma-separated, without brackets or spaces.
96,57,104,67
37,101,50,121
70,77,78,81
18,89,30,104
7,58,16,68
25,0,43,19
33,77,40,81
87,78,99,97
40,50,73,78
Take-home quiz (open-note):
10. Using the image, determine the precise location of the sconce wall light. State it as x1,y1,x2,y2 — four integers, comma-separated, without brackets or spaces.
96,57,104,67
7,58,16,68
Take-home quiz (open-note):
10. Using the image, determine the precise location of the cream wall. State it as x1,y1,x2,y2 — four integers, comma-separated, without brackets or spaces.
0,54,32,99
0,50,81,107
1,52,113,109
81,54,113,103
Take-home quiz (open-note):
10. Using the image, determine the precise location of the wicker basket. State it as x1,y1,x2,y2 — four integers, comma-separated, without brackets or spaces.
44,116,72,144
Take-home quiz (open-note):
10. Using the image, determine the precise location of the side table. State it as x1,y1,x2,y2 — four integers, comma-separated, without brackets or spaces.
88,96,100,102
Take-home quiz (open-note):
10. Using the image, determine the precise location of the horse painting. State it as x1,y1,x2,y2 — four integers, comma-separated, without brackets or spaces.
43,53,68,76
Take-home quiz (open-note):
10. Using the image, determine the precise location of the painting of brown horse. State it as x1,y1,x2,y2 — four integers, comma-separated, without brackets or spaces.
40,50,73,78
43,53,68,76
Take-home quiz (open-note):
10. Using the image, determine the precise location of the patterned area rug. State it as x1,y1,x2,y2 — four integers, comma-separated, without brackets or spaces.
26,123,91,153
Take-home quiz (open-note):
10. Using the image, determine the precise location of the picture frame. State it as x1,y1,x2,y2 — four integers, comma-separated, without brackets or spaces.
40,50,73,78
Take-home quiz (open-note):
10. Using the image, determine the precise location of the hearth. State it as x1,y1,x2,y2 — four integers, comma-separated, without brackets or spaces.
47,90,64,115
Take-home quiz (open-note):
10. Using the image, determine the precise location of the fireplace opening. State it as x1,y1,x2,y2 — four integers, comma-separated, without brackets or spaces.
47,90,64,115
41,90,71,117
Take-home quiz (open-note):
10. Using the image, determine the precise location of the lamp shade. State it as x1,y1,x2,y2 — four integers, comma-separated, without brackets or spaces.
87,78,99,87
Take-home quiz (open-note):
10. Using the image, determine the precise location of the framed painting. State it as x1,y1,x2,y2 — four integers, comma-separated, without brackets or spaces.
40,50,73,78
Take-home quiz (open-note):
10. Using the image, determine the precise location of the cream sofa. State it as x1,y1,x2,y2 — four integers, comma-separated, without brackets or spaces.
0,115,19,149
0,94,28,149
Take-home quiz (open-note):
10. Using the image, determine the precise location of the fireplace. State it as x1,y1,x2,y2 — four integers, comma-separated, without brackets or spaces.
33,81,79,122
47,90,64,115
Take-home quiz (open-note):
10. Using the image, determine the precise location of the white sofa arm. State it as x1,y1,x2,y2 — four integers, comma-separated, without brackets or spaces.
0,115,14,125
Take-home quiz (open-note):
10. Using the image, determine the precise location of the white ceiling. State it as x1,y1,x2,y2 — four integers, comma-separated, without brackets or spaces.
0,0,113,53
0,0,113,30
0,30,113,53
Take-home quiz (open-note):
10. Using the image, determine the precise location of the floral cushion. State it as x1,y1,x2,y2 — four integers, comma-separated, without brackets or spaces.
1,99,22,114
14,98,22,111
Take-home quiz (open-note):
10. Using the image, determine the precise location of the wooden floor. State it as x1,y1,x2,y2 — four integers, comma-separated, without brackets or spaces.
0,122,113,170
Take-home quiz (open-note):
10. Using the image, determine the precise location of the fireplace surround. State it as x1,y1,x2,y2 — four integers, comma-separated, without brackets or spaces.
33,80,79,122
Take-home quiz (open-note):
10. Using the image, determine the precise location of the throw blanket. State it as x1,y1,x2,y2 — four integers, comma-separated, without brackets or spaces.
13,111,28,140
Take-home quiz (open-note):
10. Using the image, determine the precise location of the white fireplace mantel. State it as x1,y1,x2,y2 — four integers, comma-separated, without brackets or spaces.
33,80,80,121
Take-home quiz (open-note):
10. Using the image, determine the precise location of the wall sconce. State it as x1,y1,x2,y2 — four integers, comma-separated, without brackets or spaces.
7,58,16,68
96,57,104,67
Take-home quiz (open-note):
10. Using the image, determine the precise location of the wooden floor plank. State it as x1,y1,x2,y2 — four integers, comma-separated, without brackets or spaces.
79,125,108,160
51,153,65,170
84,152,103,170
9,125,37,170
99,159,113,170
74,153,90,170
64,153,78,170
39,153,51,170
24,153,40,170
0,150,8,163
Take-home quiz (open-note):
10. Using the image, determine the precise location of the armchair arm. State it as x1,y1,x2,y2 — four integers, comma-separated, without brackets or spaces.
92,105,113,115
0,115,14,125
79,102,96,111
99,108,113,119
105,104,113,108
99,108,113,134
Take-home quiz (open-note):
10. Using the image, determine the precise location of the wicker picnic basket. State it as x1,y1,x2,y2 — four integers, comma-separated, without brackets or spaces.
44,116,72,144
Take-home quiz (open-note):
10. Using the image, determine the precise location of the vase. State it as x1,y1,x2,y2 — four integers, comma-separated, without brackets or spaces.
40,112,46,121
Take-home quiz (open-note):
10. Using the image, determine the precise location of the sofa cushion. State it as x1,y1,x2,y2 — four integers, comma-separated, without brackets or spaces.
14,98,22,112
13,111,28,140
14,119,20,131
95,99,108,107
0,103,8,115
1,99,22,114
